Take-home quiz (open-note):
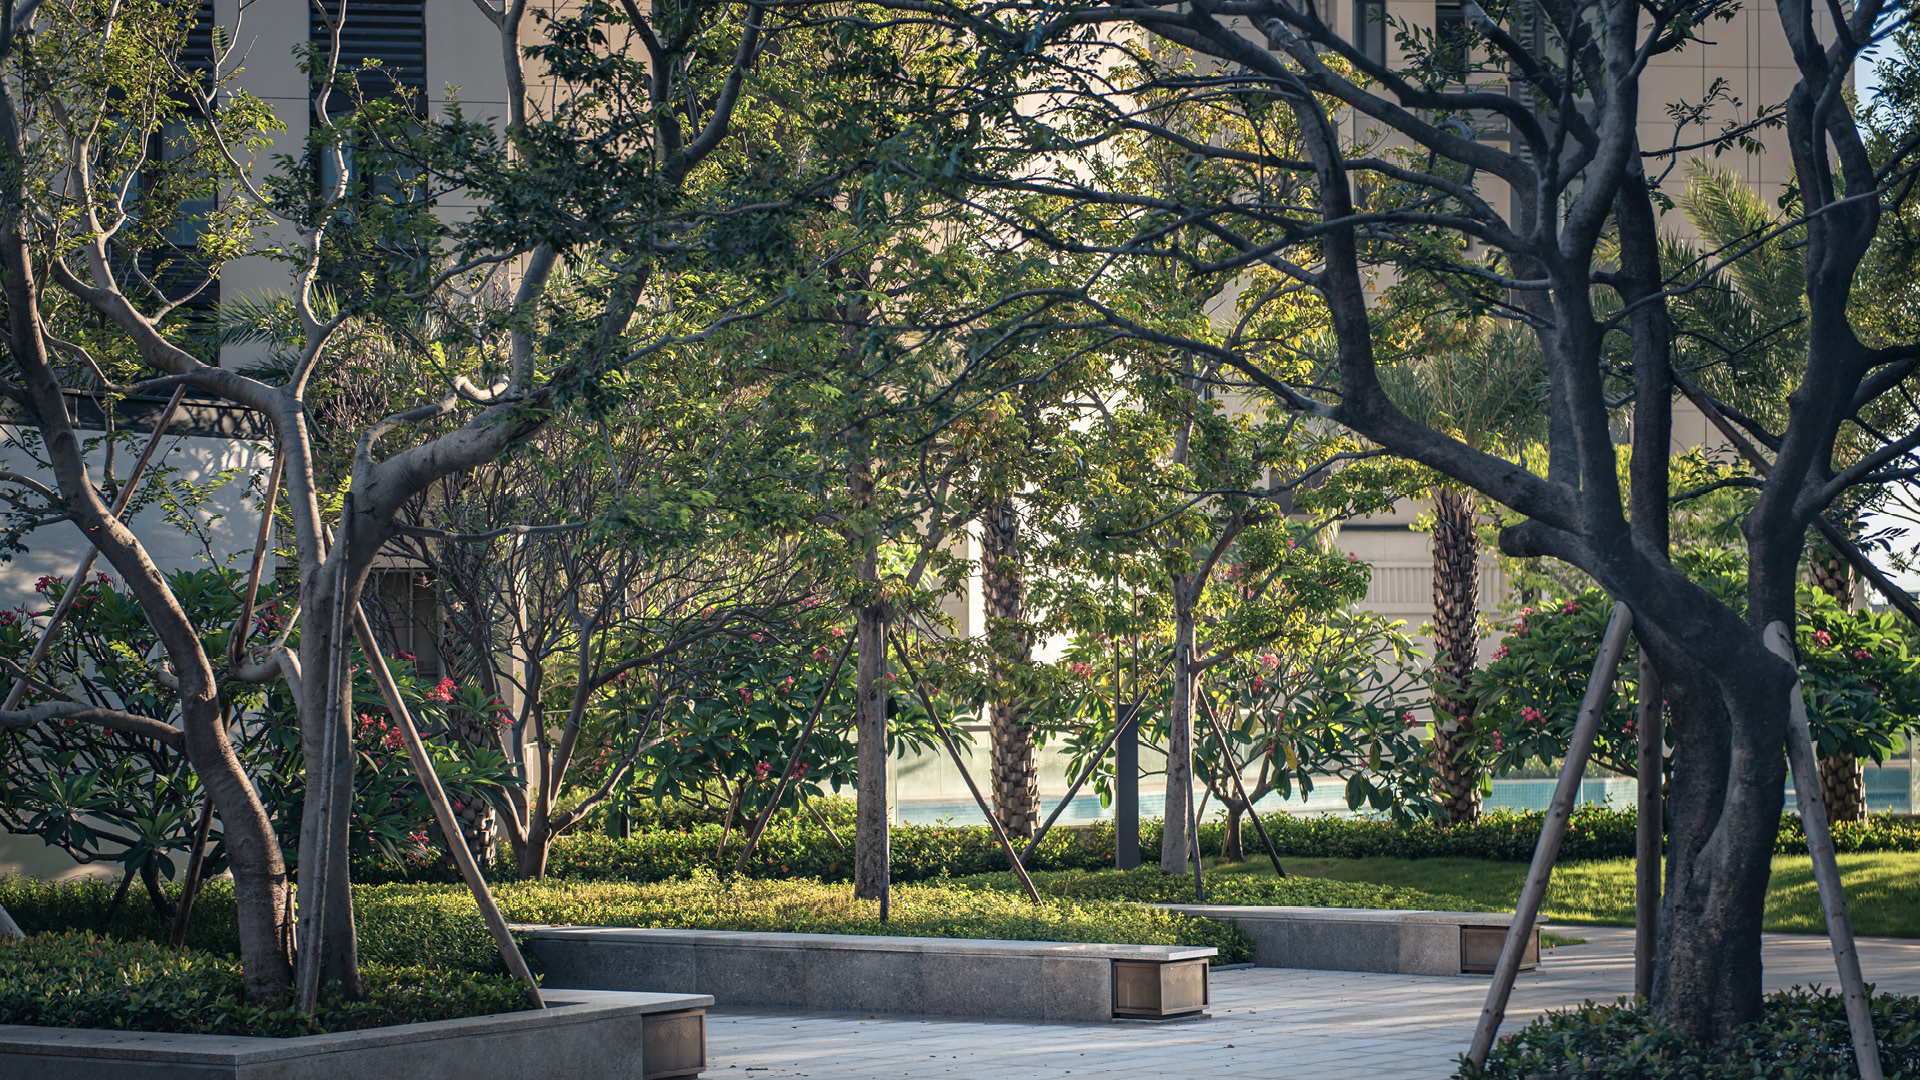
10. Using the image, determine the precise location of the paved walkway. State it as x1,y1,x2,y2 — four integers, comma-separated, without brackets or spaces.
704,927,1920,1079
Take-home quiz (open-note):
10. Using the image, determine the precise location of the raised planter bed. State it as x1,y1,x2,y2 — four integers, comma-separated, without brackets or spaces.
0,988,711,1080
519,926,1214,1021
1157,905,1543,976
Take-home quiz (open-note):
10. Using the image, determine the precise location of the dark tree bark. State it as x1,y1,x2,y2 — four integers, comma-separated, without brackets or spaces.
981,498,1038,838
1428,486,1482,824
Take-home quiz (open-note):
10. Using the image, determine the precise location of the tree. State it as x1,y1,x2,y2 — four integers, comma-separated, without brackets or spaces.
1379,322,1545,823
0,0,855,1000
924,0,1920,1039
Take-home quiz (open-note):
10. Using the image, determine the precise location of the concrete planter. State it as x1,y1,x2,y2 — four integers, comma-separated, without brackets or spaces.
521,926,1216,1021
0,988,711,1080
1158,905,1545,976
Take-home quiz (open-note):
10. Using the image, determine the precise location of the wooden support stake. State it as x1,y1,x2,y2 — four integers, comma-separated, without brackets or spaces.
1197,689,1286,878
892,640,1043,905
1468,602,1634,1068
1021,661,1169,864
1633,648,1662,1000
732,635,855,874
354,606,544,1008
1763,622,1882,1080
229,455,284,671
4,386,189,712
1188,785,1205,902
170,791,217,948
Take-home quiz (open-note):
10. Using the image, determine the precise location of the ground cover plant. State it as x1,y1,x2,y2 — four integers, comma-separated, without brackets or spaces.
1457,989,1920,1079
0,931,530,1036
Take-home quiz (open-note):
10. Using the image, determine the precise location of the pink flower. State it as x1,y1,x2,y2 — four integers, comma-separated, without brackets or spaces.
751,632,764,642
1492,644,1509,660
1346,551,1359,562
1258,652,1280,670
1401,711,1417,728
739,688,755,705
1250,674,1267,692
1493,734,1505,751
1521,706,1544,725
1560,599,1581,613
428,677,456,703
830,627,848,638
1853,649,1872,661
1813,630,1833,647
1069,661,1094,679
395,649,416,662
754,761,773,780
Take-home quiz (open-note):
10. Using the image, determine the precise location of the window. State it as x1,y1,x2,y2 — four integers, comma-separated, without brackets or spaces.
1435,0,1472,76
1353,0,1387,66
309,0,427,111
130,1,219,343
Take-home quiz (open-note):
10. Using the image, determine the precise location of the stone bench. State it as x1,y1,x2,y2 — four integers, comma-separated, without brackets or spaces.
0,989,711,1080
519,926,1215,1021
1157,905,1543,976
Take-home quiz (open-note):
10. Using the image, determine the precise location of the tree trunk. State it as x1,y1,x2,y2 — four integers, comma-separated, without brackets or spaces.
295,570,363,999
1809,553,1868,821
853,598,891,900
981,498,1037,838
1429,486,1482,824
1220,800,1245,863
1638,609,1794,1041
1160,596,1195,875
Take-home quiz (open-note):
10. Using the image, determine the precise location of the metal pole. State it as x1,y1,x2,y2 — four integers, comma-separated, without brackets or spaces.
4,386,189,711
892,640,1043,904
1022,661,1168,864
1197,689,1286,878
1763,622,1882,1080
1468,602,1634,1067
354,606,544,1008
732,635,855,874
1633,649,1663,999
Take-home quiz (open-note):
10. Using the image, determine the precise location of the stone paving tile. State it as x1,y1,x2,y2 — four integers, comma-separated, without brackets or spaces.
704,928,1920,1079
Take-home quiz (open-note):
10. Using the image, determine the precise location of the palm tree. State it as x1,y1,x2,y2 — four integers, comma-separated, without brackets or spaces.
1381,326,1546,824
981,497,1039,837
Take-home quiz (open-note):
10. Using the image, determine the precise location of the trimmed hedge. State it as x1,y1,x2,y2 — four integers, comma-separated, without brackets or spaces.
356,874,1253,970
1460,989,1920,1078
0,874,1251,971
955,865,1491,911
0,931,530,1036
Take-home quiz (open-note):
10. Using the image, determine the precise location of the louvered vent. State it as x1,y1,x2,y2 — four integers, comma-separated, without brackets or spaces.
310,0,427,105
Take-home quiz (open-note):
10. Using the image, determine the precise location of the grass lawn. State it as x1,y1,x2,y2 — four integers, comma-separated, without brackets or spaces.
1203,851,1920,937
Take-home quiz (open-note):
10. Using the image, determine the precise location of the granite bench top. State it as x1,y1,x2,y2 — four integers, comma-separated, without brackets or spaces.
515,925,1217,961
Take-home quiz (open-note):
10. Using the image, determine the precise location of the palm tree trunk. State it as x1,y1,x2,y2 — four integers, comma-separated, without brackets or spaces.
981,498,1037,838
1429,486,1482,824
1809,553,1868,821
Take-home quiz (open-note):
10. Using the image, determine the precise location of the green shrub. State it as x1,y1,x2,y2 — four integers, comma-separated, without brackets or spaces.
0,875,241,954
956,865,1490,911
0,931,530,1036
1460,990,1920,1078
354,874,1254,967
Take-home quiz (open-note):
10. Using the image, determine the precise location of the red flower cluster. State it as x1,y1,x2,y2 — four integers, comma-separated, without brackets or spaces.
427,677,457,703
